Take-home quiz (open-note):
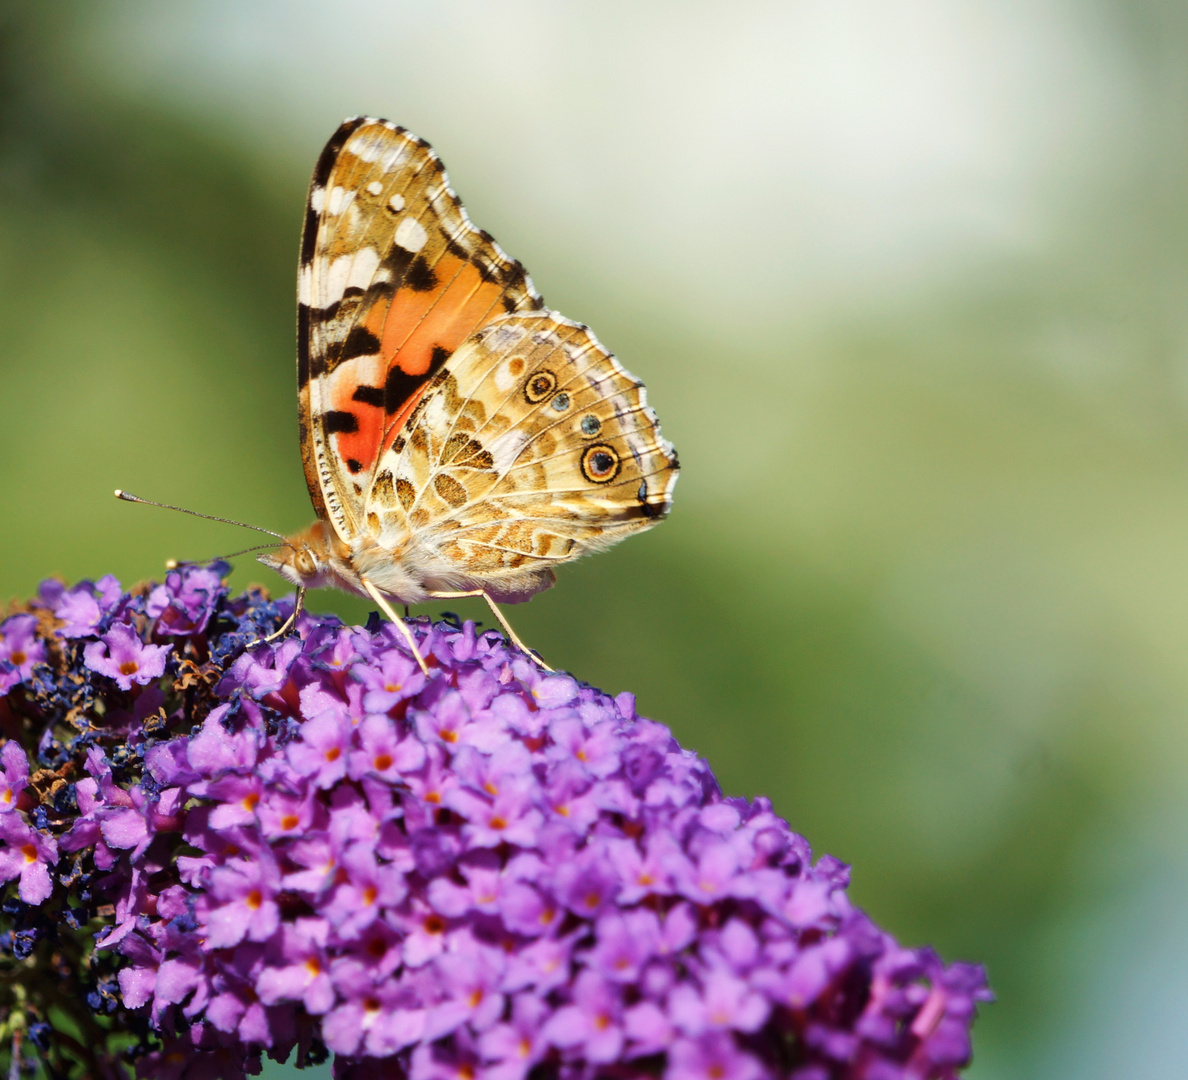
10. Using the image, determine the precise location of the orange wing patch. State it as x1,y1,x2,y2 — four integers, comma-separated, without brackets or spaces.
298,118,543,539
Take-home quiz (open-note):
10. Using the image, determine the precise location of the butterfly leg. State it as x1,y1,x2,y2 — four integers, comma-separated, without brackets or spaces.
257,586,305,644
359,577,431,676
427,591,553,671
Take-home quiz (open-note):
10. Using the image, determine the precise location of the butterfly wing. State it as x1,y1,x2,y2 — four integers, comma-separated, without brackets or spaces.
364,312,679,602
298,117,543,541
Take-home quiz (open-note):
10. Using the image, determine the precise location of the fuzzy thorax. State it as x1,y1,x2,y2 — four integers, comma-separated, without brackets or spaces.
257,520,352,591
256,519,555,605
256,520,423,603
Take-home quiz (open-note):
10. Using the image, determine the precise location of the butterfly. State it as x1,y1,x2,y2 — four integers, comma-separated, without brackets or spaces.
258,117,679,673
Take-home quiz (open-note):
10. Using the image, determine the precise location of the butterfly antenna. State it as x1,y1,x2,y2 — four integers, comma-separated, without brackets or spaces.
164,542,282,570
114,490,289,543
211,542,286,560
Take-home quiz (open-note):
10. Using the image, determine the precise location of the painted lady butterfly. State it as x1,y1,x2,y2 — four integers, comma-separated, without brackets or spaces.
258,118,679,672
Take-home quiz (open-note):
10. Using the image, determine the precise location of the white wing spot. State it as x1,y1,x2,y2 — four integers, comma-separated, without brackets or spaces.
346,129,413,174
494,357,520,392
322,247,381,304
310,186,326,213
326,186,356,215
388,193,405,212
394,217,428,253
366,180,383,196
489,430,530,474
298,264,313,306
346,129,390,162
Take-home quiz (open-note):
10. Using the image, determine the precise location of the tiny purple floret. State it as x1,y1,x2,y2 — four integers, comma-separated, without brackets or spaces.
0,614,46,693
83,623,169,691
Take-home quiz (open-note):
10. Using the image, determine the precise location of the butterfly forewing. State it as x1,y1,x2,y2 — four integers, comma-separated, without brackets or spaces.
298,117,544,540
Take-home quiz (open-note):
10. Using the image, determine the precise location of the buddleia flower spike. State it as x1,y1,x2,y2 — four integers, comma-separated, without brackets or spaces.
0,565,990,1077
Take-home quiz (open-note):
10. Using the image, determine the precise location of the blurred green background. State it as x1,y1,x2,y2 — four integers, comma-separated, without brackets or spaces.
4,1,1188,1076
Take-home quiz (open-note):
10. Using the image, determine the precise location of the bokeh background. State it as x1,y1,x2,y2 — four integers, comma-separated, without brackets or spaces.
3,1,1188,1076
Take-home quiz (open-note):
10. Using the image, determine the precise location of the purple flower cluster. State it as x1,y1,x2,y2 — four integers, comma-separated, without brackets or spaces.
0,567,989,1079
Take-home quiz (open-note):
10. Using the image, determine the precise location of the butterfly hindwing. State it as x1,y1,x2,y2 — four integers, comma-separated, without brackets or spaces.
298,118,544,541
361,312,679,601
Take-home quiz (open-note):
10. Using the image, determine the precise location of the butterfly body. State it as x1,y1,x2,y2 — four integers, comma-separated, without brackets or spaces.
261,515,554,606
261,118,677,660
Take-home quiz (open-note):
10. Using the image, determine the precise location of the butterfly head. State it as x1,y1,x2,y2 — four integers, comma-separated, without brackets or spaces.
257,520,347,591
